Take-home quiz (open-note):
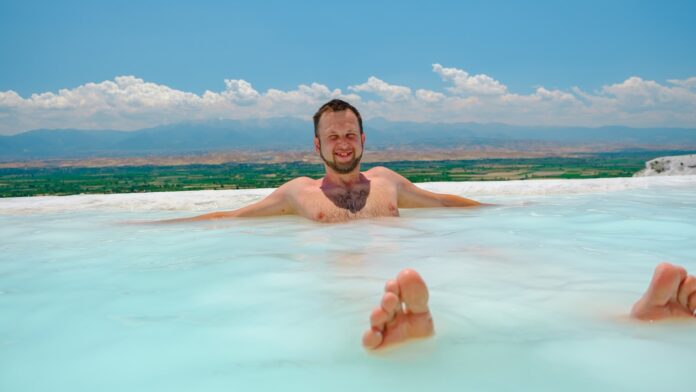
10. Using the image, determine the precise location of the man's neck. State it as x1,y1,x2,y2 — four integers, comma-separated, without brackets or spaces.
322,166,363,188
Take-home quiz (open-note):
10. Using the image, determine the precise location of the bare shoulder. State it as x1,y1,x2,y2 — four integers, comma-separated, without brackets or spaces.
280,176,319,193
365,166,410,186
365,166,402,180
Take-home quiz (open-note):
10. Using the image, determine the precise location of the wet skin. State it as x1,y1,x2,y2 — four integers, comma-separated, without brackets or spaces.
630,262,696,321
320,175,370,214
362,269,434,350
163,109,482,224
362,263,695,351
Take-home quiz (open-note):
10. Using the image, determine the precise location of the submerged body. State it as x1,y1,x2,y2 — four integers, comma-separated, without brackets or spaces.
179,166,480,223
158,99,695,351
167,102,481,224
294,170,399,222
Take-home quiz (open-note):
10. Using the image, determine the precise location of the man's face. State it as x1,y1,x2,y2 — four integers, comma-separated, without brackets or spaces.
314,110,366,174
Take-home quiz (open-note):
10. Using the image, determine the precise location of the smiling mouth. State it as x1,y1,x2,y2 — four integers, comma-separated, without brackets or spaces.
335,151,353,159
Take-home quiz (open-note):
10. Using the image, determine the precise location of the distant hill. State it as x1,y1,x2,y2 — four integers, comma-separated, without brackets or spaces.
2,117,696,161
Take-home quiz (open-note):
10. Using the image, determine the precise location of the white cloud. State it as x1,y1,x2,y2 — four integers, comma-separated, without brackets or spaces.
0,90,23,108
0,77,361,133
221,79,260,103
597,76,696,111
432,63,507,96
415,89,445,103
533,87,577,103
1,66,695,134
668,77,696,90
266,83,340,103
349,77,411,101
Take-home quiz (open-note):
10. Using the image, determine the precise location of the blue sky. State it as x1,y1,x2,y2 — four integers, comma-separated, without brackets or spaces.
1,0,695,134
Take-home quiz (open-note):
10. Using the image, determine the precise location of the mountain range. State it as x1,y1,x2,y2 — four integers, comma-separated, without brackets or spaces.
2,117,696,161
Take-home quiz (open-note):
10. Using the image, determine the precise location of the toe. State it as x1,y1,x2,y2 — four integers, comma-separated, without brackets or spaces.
385,279,403,314
677,275,696,310
385,279,400,296
362,329,383,349
689,292,696,314
370,307,390,330
381,292,401,318
397,269,430,314
644,262,686,306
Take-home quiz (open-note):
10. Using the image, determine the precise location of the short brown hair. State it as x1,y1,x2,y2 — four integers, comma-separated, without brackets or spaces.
313,99,363,137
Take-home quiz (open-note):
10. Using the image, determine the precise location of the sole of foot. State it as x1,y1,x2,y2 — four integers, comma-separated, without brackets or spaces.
362,269,435,350
631,262,696,321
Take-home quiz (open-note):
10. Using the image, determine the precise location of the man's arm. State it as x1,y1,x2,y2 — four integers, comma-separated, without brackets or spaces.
156,181,296,223
386,168,483,208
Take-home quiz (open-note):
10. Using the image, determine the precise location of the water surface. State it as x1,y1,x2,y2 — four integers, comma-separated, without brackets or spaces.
1,177,695,391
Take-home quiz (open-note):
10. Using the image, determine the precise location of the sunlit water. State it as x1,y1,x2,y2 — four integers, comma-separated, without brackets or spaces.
1,177,695,391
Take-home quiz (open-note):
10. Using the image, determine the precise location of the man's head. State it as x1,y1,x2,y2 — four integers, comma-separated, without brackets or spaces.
313,99,363,137
313,99,366,175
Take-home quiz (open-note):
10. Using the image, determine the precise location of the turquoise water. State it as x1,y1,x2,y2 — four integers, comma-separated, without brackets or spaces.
1,178,695,391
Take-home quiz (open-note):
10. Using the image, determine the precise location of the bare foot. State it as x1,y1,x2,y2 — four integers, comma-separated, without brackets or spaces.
631,262,696,321
362,269,434,350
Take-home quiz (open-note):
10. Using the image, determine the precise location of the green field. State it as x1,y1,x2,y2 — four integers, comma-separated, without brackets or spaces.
0,151,689,198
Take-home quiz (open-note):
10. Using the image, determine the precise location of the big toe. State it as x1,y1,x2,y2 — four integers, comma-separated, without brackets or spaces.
643,262,687,306
397,269,429,314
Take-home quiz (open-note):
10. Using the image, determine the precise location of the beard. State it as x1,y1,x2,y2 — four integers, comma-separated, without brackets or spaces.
319,144,363,174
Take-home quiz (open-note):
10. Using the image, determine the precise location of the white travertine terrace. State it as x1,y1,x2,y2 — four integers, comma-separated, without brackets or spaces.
1,176,695,214
634,154,696,177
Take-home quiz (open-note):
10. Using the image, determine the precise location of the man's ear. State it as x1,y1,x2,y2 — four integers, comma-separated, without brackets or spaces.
314,137,320,153
361,132,366,146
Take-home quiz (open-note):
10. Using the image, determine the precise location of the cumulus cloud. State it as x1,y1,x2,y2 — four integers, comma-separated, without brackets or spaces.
1,65,695,134
432,63,508,96
0,90,23,108
415,89,446,103
266,83,341,103
0,77,358,133
668,77,696,90
349,77,412,101
221,79,260,103
596,76,696,112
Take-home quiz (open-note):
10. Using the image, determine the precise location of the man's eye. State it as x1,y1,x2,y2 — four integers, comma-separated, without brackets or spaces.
329,135,338,140
347,134,356,139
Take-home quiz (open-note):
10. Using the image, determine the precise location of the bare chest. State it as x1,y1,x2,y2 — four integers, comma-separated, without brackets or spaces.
293,181,399,222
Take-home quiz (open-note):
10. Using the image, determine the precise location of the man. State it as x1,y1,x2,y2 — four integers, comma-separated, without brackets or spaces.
167,99,696,350
170,99,482,223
